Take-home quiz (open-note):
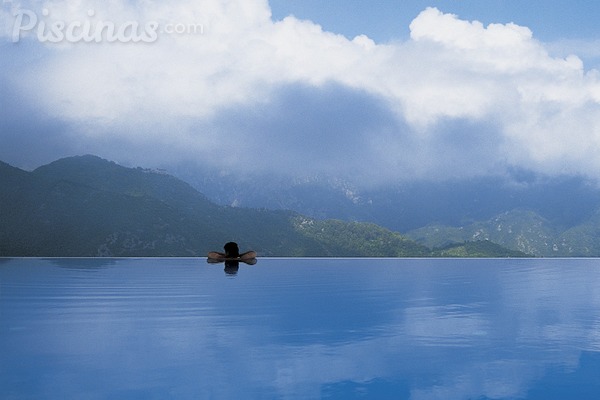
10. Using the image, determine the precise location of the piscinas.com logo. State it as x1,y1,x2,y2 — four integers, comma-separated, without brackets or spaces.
11,8,204,43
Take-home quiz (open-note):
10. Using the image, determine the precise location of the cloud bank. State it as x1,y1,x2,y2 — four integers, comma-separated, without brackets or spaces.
2,1,600,185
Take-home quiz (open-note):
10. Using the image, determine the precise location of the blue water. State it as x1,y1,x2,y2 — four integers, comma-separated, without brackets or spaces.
1,258,600,399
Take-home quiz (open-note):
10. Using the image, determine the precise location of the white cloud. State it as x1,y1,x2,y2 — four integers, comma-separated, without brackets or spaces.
3,1,600,183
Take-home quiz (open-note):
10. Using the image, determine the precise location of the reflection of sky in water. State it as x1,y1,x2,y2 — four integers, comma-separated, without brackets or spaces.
1,258,600,399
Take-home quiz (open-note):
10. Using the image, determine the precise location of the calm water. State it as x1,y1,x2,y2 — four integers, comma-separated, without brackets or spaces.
1,258,600,399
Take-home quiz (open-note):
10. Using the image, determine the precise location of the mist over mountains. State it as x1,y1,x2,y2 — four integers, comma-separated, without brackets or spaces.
2,154,599,257
180,166,600,257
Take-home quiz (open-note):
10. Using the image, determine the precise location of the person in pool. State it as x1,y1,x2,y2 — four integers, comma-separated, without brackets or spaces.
208,242,257,260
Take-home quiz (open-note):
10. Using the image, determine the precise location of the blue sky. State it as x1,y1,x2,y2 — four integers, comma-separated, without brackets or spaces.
269,1,600,42
2,0,600,186
268,0,600,68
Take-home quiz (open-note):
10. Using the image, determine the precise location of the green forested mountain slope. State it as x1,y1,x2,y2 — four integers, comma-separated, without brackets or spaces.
1,155,436,257
431,240,529,258
407,208,600,257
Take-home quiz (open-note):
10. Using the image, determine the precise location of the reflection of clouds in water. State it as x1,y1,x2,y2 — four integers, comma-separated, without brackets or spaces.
411,359,540,400
3,259,600,399
235,261,600,399
403,304,490,346
499,261,600,366
590,321,600,351
407,261,600,400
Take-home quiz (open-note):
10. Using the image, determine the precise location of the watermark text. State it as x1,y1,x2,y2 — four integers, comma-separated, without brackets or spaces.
12,8,205,43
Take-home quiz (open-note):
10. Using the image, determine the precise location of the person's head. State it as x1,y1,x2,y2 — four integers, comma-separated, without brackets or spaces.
224,242,239,258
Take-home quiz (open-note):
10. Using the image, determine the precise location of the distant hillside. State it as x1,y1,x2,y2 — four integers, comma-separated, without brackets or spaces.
181,165,600,256
183,168,600,233
431,241,529,258
406,208,600,257
1,155,440,257
292,217,429,257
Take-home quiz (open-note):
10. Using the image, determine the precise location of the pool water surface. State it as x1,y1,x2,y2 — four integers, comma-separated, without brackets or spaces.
1,257,600,399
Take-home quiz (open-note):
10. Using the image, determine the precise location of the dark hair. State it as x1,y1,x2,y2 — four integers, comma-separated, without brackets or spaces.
224,242,240,258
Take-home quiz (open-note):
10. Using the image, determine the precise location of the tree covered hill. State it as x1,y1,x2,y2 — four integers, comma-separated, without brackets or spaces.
1,155,438,257
431,240,528,258
406,208,600,257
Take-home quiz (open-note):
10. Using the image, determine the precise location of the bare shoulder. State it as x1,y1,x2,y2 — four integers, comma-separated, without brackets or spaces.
239,251,257,260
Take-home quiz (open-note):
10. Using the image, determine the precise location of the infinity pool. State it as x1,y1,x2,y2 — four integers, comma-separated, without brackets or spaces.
1,258,600,399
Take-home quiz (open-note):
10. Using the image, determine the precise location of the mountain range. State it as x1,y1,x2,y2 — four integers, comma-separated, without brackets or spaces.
181,166,600,257
0,155,435,257
5,154,598,257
